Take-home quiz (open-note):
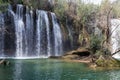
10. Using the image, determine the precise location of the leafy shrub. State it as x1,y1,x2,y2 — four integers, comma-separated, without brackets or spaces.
90,35,102,53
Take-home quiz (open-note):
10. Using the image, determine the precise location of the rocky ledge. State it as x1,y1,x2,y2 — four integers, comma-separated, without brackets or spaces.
62,47,120,68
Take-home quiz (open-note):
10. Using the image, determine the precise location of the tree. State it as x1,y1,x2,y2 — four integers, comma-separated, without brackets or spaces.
97,0,113,51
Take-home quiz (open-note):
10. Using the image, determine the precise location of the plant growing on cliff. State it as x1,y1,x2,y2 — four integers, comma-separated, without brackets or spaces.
0,0,11,12
112,0,120,18
90,35,102,54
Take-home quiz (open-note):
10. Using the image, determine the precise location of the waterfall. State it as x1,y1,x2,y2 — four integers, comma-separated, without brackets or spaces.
26,7,34,56
8,4,27,57
2,4,63,58
51,13,63,56
36,10,41,57
14,5,28,57
36,10,52,57
0,13,4,57
111,19,120,59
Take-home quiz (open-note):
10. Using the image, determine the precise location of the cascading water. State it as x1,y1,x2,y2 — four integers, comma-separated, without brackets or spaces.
0,13,4,57
14,5,28,57
1,4,63,58
111,19,120,59
25,7,34,56
51,13,63,56
36,10,52,57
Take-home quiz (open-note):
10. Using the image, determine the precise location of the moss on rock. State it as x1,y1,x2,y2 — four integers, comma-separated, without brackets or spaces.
95,55,120,67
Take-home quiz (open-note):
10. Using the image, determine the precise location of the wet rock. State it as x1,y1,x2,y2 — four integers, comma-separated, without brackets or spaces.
0,59,10,66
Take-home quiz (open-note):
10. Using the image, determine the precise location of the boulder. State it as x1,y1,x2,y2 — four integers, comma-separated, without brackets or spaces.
0,59,10,66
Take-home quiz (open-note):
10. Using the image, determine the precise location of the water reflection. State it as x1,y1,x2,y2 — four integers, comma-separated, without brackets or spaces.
10,59,120,80
13,60,22,80
109,70,120,80
33,60,62,80
44,60,62,80
13,59,62,80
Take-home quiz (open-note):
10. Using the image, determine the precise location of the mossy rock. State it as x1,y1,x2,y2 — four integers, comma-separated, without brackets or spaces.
95,55,120,67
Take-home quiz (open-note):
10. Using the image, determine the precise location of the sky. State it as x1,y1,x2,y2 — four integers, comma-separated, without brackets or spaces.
82,0,117,5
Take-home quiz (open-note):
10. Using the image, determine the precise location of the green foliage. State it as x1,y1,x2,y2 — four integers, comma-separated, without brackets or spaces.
95,55,120,67
54,0,67,23
53,0,98,24
0,0,10,5
0,0,10,12
77,2,98,24
22,0,52,10
90,35,102,53
112,0,120,18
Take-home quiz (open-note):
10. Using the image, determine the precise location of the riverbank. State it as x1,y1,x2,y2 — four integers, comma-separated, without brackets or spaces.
60,48,120,69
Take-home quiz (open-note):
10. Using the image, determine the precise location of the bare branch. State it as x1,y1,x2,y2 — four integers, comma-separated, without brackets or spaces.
110,24,120,37
112,49,120,56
